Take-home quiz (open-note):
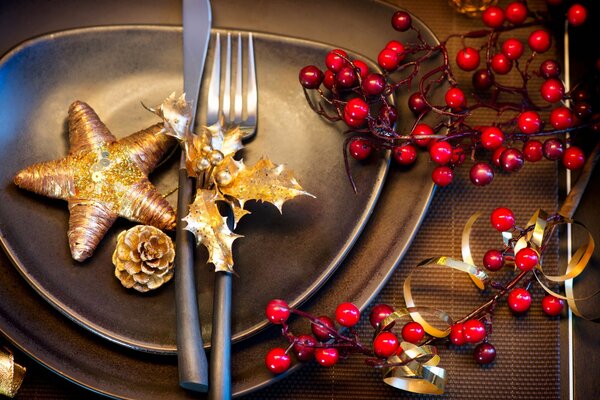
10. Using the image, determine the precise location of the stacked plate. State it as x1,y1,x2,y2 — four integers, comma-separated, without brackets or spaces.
0,0,439,397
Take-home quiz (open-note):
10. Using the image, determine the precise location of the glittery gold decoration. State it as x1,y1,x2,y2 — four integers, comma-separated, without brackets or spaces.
14,101,176,261
219,157,314,212
182,189,243,273
148,94,313,273
0,347,25,398
112,225,175,292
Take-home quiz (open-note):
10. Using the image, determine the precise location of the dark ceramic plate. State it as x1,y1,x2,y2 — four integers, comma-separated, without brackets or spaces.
0,0,439,397
0,27,389,354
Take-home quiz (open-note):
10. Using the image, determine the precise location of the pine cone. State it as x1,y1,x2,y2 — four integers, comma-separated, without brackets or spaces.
112,225,175,292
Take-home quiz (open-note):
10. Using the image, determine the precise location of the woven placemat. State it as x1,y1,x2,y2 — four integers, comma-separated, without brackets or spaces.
13,0,562,398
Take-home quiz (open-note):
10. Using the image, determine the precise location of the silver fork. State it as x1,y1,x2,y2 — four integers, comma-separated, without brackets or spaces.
206,31,257,400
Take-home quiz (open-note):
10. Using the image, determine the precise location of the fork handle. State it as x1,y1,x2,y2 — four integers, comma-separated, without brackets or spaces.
175,163,209,392
209,271,232,400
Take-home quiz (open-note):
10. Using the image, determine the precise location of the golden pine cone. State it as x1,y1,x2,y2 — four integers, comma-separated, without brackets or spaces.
112,225,175,292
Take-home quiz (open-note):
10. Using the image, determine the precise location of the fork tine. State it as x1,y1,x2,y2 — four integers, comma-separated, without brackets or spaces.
206,33,221,126
222,33,232,123
233,33,243,123
245,33,257,136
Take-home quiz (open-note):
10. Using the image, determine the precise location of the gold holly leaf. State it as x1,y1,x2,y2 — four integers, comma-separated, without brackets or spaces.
145,92,193,140
205,121,244,157
182,188,243,273
219,157,314,212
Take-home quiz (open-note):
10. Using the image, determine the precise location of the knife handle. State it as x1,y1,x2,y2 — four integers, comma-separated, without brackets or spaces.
209,271,232,400
175,162,209,392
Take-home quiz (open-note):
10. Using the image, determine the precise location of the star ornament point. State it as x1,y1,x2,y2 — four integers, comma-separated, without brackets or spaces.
14,101,176,262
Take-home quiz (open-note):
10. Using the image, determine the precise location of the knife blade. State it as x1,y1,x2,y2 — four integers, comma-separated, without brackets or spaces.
175,0,211,392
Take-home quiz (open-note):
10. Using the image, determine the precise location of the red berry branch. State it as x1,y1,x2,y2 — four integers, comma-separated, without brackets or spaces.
298,1,599,190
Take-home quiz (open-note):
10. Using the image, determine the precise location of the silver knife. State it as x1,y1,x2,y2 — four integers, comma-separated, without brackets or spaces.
175,0,211,392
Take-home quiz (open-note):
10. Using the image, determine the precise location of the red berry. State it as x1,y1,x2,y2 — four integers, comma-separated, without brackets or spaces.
518,110,542,134
472,69,494,91
344,115,365,129
408,92,429,115
299,65,324,89
293,335,317,362
490,207,515,231
449,323,466,345
491,53,513,75
335,302,360,327
412,123,434,147
392,11,412,31
573,101,593,121
323,70,335,90
506,2,528,25
482,6,505,28
373,332,400,358
325,49,348,73
474,342,496,364
266,299,290,324
378,48,399,71
483,249,504,271
500,148,525,172
445,87,466,109
429,141,453,165
336,66,357,88
393,144,418,166
542,295,564,316
385,40,406,62
567,4,587,27
540,78,565,103
352,60,369,80
349,139,372,160
265,348,291,374
563,146,585,170
432,166,454,186
480,126,505,150
369,303,395,329
362,73,386,96
402,321,425,344
540,59,561,79
549,106,573,130
543,138,564,160
528,30,551,53
463,319,486,343
470,162,494,186
315,347,339,367
311,316,336,341
456,47,480,71
523,140,544,162
345,98,369,120
508,287,532,313
502,38,524,60
515,247,539,271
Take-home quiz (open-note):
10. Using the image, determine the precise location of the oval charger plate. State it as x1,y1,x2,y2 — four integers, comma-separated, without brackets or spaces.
0,28,388,354
0,0,440,397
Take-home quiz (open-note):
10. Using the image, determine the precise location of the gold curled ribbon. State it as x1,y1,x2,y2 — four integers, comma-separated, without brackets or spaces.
382,342,446,395
532,218,599,319
404,257,488,338
0,347,26,398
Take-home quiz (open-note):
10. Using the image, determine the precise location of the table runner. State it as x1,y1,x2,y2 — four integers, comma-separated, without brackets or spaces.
11,0,562,398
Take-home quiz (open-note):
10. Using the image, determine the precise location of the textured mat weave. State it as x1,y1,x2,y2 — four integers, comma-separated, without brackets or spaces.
13,0,562,398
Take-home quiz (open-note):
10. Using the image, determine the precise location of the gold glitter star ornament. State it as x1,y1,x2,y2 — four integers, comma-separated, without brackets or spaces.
14,101,176,262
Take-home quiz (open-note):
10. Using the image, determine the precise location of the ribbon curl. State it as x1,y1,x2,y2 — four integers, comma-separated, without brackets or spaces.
0,347,25,398
377,308,449,395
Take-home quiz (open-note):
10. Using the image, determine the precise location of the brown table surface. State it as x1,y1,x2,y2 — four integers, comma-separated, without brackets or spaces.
1,0,599,399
